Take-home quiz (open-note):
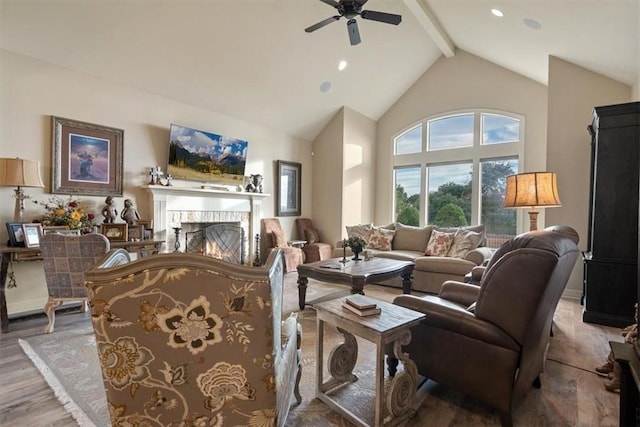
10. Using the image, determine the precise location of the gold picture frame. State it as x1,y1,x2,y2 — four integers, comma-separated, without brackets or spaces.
100,223,128,241
52,116,124,196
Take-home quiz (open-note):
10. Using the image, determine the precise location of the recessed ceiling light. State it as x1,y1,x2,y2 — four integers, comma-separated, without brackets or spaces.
523,18,542,30
320,81,331,93
491,8,504,17
338,60,348,71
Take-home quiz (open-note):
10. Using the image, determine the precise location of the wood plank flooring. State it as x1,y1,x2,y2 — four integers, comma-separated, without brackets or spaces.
0,276,624,426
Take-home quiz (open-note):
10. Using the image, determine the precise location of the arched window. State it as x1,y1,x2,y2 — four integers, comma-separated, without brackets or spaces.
393,110,523,247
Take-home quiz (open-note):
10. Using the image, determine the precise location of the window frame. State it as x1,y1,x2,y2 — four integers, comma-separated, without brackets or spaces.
392,109,524,229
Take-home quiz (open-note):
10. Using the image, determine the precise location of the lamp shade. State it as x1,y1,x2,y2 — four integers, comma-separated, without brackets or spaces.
503,172,561,208
0,158,45,188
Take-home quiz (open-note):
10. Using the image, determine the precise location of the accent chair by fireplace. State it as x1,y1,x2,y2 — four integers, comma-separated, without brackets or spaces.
295,218,333,263
260,218,303,272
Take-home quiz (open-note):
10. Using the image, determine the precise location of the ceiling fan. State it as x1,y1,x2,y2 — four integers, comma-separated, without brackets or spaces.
305,0,402,46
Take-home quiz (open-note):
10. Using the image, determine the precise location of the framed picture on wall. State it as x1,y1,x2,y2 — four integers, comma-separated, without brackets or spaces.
51,116,124,196
276,160,301,217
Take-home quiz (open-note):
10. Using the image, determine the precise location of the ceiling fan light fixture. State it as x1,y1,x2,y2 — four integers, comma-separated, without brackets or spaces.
491,8,504,17
338,60,348,71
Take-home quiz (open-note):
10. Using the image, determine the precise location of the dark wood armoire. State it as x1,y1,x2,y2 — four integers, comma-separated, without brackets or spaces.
583,101,640,328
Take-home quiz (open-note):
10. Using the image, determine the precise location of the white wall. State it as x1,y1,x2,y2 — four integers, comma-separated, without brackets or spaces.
0,49,312,316
376,50,548,225
546,56,631,299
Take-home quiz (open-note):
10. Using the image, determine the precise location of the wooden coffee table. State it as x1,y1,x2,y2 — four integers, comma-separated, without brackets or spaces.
296,257,414,310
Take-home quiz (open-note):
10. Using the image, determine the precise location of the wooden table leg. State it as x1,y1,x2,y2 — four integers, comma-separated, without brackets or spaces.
1,253,11,333
401,266,414,294
297,275,308,310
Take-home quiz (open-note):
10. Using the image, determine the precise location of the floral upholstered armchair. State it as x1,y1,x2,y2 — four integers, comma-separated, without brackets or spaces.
85,248,301,427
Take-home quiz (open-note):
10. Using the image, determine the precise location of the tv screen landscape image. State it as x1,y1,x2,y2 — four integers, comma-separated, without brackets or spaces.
167,124,248,185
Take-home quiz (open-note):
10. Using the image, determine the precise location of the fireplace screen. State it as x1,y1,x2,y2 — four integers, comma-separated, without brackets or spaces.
185,222,244,264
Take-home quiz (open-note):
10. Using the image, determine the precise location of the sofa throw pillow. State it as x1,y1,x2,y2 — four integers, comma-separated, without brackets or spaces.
368,227,395,251
305,228,320,244
270,230,288,248
447,229,483,258
346,223,373,242
424,229,455,256
393,223,433,252
437,224,486,247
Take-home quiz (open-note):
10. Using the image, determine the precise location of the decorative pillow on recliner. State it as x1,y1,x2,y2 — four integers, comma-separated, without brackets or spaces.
346,223,373,242
447,229,483,258
368,226,395,251
424,229,455,256
270,230,288,248
305,228,320,244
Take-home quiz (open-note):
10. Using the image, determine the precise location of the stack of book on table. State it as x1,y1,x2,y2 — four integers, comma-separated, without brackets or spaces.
342,295,381,317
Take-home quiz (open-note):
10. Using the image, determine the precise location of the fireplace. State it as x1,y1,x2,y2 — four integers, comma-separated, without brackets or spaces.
144,185,269,264
183,222,245,264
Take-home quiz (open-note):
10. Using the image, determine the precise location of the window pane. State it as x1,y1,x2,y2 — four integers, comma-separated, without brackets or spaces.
482,114,520,144
480,158,518,247
394,126,422,155
428,114,474,151
427,163,472,226
394,167,421,226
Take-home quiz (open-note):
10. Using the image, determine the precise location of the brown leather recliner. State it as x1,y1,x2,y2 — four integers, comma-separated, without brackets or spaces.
295,218,333,263
386,226,580,426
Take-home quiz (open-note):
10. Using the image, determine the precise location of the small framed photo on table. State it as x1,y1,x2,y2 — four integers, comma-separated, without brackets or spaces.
42,226,70,235
127,225,144,241
100,223,128,242
22,223,43,248
6,223,25,247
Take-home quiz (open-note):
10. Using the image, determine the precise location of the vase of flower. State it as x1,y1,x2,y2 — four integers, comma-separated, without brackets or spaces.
352,245,363,261
345,236,367,262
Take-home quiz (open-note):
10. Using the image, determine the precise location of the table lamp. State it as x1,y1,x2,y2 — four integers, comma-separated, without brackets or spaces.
503,172,561,231
0,157,45,222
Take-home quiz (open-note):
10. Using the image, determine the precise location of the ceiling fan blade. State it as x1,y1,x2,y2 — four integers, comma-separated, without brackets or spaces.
347,19,361,45
354,0,369,5
360,10,402,25
305,16,341,33
319,0,339,7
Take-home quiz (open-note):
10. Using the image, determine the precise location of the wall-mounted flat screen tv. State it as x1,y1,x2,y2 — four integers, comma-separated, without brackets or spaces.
167,124,248,186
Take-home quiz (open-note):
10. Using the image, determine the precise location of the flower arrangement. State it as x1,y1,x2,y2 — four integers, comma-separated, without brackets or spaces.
345,236,367,250
37,196,96,232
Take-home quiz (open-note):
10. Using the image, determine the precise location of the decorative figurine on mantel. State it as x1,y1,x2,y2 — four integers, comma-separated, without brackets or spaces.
165,174,173,186
120,199,141,225
148,166,164,185
245,174,263,193
101,196,118,223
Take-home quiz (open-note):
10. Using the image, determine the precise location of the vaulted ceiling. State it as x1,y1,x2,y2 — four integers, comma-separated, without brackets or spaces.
1,0,638,141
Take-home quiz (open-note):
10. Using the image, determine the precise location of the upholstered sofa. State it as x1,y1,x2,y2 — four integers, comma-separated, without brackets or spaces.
334,223,494,294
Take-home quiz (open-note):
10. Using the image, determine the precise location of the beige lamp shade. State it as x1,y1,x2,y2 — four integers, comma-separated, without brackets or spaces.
503,172,561,231
0,158,45,188
0,157,45,222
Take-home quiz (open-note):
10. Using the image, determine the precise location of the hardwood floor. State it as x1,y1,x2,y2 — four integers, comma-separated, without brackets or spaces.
0,282,623,426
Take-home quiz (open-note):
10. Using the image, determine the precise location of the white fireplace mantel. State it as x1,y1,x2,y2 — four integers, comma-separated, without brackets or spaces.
143,185,270,260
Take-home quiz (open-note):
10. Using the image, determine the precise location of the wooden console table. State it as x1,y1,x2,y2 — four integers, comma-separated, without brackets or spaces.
0,239,165,333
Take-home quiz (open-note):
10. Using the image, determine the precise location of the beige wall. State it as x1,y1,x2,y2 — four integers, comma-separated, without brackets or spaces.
376,50,548,227
546,56,631,299
311,109,344,244
311,107,376,245
1,49,312,315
